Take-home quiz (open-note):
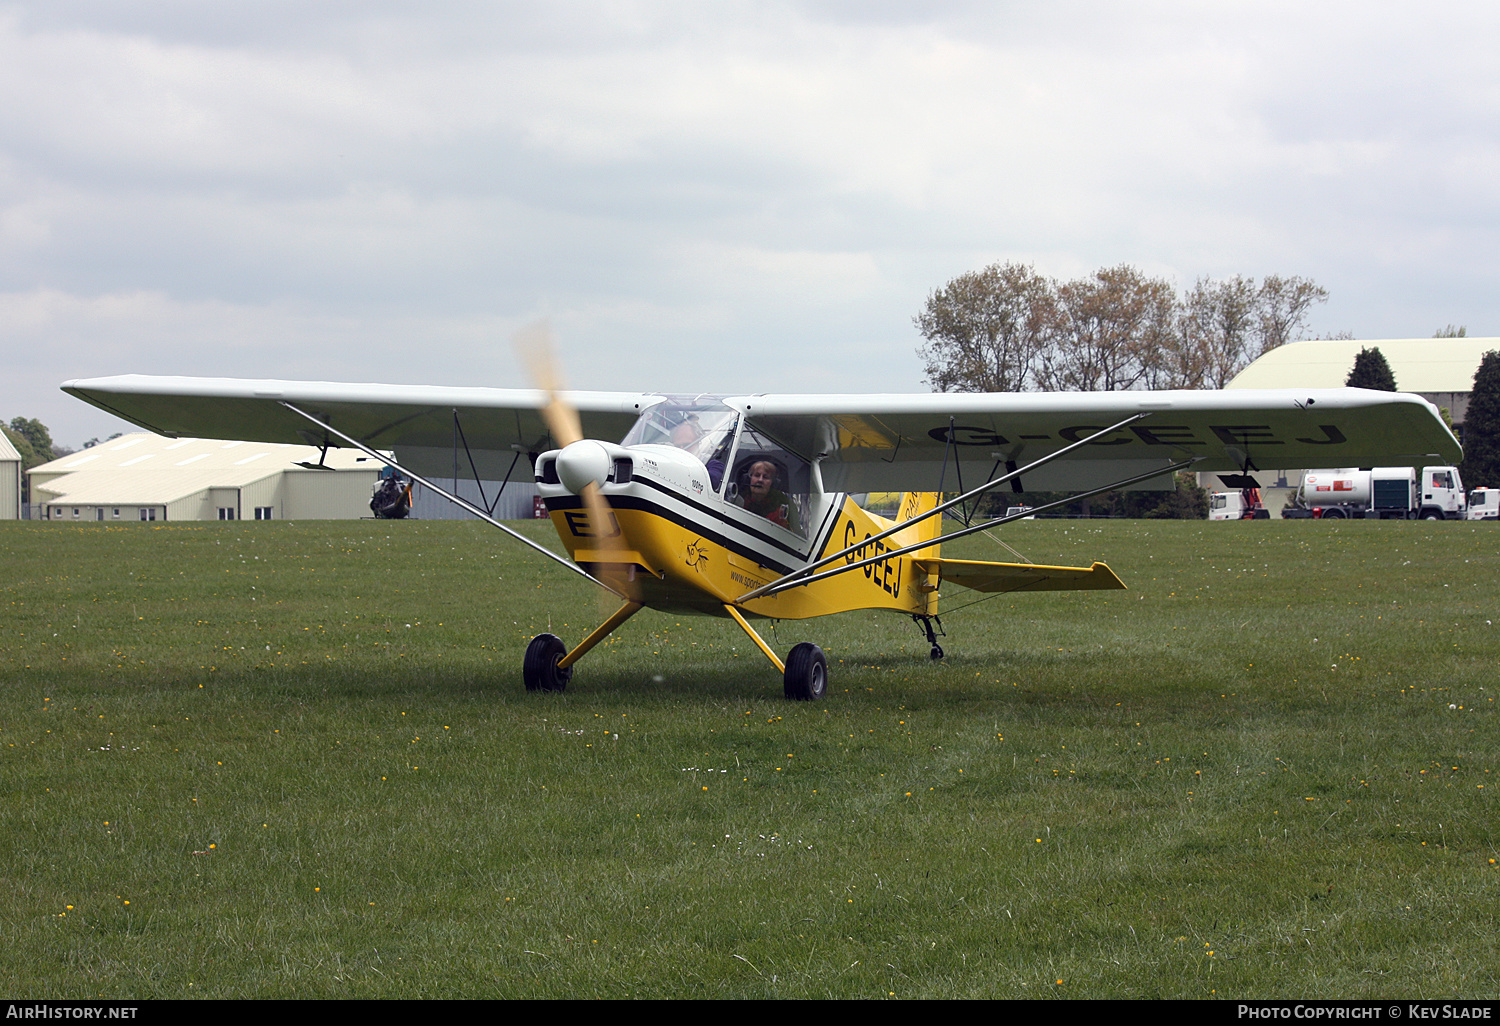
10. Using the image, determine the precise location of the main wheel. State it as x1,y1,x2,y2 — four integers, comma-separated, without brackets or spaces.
783,642,827,701
524,633,572,693
1422,510,1442,520
930,644,944,661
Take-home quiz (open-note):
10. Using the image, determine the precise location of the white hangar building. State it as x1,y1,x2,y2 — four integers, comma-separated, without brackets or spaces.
30,432,381,523
1199,337,1490,509
0,430,21,520
1226,336,1495,429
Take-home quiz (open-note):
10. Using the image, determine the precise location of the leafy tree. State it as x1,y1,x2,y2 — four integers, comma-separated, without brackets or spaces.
8,417,54,463
1345,347,1398,391
916,266,1329,393
1255,275,1330,356
915,262,1055,392
1043,265,1177,392
1145,472,1210,519
3,417,59,509
915,266,1327,515
2,424,35,465
1177,275,1260,388
1461,350,1500,487
1158,275,1324,389
1074,471,1208,519
995,471,1207,520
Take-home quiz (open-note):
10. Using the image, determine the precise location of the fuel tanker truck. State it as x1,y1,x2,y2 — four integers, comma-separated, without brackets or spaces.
1281,466,1467,520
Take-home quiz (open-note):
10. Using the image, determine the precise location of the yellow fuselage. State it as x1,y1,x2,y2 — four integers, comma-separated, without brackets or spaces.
544,487,940,621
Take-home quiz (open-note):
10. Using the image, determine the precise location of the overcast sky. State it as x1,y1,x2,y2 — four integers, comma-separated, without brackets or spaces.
5,1,1499,447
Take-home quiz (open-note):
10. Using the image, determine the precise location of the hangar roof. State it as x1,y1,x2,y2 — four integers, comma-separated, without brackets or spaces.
1228,338,1497,392
30,432,376,505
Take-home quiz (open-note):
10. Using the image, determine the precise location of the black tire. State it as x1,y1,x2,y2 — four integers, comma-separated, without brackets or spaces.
930,644,944,661
1422,510,1442,520
524,633,572,693
1323,509,1344,519
783,642,827,701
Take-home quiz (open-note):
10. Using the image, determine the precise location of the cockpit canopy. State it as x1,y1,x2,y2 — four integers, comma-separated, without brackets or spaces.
621,397,739,467
621,397,814,536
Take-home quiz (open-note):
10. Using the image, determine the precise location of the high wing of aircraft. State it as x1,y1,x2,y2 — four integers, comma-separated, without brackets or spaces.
63,374,1461,700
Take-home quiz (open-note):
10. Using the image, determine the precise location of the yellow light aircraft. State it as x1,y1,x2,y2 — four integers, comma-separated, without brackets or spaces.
63,370,1460,700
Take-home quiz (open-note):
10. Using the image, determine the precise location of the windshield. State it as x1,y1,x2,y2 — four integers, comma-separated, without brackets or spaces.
622,397,739,490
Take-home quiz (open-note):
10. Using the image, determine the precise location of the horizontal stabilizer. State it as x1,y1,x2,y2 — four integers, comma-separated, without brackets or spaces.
912,557,1126,593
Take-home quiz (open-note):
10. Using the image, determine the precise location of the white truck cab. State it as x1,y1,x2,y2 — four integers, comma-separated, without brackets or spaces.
1468,487,1499,521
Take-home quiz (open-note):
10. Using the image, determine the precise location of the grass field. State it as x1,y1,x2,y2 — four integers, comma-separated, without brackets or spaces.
1,516,1496,999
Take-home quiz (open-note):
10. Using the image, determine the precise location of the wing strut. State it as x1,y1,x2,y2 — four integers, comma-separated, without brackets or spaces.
736,412,1149,602
451,408,522,516
277,401,623,596
740,454,1199,601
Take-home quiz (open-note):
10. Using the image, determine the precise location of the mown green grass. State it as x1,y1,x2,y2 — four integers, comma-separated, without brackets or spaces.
1,517,1496,998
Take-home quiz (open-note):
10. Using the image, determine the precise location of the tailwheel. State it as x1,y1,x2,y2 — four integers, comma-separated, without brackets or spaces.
524,633,572,693
784,642,827,701
913,614,945,661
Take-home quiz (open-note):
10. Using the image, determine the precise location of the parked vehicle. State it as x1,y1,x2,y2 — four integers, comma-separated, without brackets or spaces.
1281,466,1467,520
1209,488,1270,520
370,466,413,519
1468,487,1499,521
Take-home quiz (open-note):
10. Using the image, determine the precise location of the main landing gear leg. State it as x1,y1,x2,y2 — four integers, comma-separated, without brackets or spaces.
523,600,643,693
723,605,827,702
913,614,945,661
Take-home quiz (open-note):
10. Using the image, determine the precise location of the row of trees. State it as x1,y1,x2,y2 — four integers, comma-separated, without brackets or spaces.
915,263,1329,394
915,263,1330,518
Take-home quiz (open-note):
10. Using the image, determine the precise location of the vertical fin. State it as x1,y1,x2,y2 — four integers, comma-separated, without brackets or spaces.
895,491,941,616
894,491,942,556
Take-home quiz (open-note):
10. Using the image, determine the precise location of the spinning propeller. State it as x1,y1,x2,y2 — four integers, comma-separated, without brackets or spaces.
512,321,625,576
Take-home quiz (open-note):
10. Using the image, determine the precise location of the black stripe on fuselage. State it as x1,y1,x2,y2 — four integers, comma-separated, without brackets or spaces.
633,475,810,560
632,475,845,566
544,484,844,578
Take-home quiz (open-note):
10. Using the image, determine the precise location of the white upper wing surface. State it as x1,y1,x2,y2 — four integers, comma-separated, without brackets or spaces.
726,388,1461,492
63,376,1460,493
62,375,655,481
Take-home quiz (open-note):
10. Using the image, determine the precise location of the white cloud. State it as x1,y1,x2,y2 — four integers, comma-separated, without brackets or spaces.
3,2,1500,446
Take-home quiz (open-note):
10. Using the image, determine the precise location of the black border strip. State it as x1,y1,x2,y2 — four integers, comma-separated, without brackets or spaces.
544,494,794,576
631,475,810,559
545,491,845,579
